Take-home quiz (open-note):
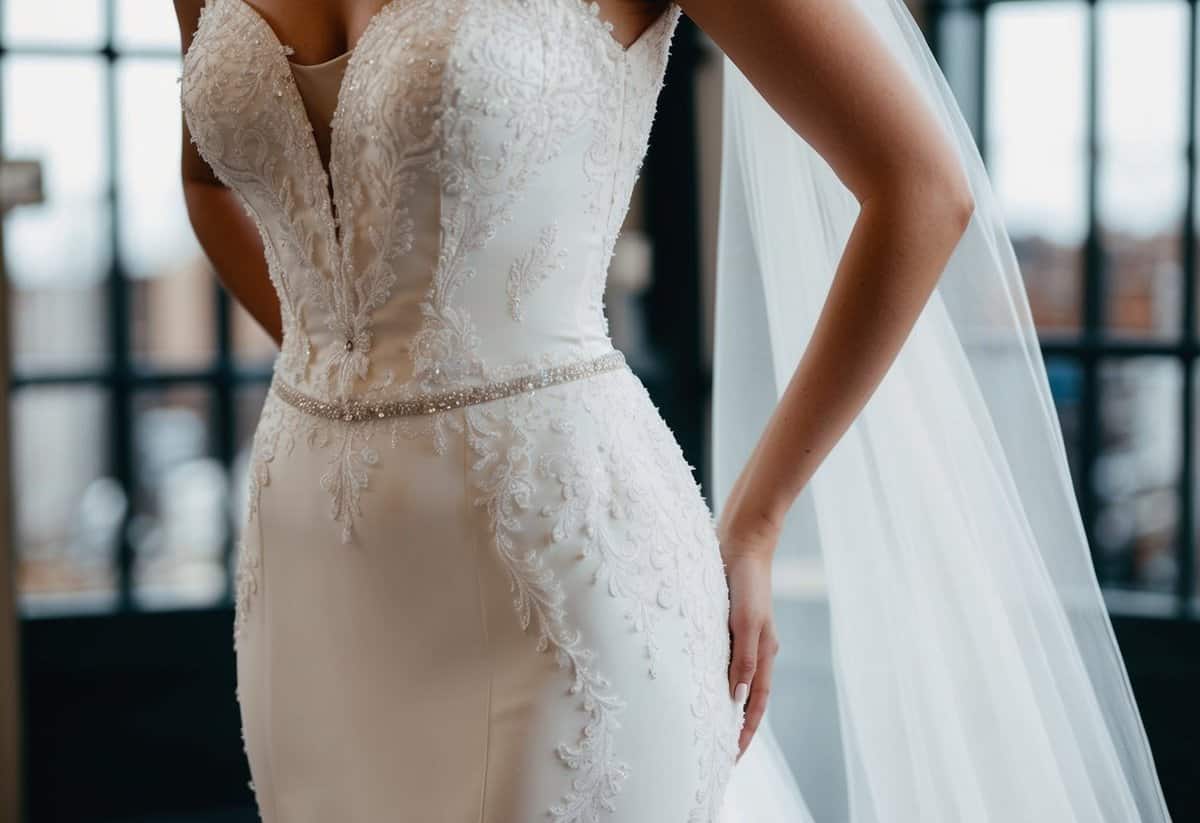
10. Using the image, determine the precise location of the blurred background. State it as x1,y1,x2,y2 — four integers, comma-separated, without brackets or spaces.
0,0,1197,820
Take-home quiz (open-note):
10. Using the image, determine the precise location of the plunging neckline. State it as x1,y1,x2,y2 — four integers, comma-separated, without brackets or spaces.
288,50,352,188
220,0,674,267
228,0,406,264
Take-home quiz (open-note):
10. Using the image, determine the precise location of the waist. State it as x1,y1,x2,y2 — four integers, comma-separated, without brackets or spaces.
271,350,628,422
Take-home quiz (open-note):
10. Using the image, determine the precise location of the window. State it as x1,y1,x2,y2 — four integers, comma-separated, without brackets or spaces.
930,0,1197,616
5,0,275,616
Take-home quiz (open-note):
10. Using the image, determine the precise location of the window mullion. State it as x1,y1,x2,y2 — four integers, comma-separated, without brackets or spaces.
215,286,237,606
1176,0,1199,618
1069,0,1103,581
101,0,137,612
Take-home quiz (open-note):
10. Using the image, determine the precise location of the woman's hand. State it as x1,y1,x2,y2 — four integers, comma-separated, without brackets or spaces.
720,520,782,762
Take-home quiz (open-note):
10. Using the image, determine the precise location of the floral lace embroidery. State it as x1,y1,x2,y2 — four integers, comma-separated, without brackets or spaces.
575,371,740,822
323,0,459,398
183,0,739,818
184,0,680,539
232,538,260,651
628,390,739,823
466,392,629,822
538,409,670,679
181,0,323,387
508,222,568,321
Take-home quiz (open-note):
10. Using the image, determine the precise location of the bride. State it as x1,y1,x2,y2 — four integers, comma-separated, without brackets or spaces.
174,0,1172,820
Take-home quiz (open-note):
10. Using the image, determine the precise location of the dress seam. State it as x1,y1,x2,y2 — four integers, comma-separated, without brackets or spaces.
466,421,495,823
257,506,279,820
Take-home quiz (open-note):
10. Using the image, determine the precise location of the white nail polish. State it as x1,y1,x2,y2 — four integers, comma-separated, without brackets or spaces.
733,681,749,705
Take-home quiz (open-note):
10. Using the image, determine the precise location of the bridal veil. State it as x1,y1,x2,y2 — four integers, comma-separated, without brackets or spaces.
711,0,1174,820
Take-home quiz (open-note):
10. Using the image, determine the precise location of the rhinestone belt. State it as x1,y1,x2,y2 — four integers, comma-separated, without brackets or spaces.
272,350,628,422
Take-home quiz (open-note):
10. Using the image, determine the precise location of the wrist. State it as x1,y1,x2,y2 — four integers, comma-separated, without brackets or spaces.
718,506,783,565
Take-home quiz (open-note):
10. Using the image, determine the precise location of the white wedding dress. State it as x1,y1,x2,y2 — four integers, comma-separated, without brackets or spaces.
180,1,754,820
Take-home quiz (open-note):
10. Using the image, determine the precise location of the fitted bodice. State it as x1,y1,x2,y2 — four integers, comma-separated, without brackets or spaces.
181,0,680,404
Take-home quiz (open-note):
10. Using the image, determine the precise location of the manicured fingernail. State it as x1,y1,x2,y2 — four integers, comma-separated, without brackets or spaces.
733,681,749,705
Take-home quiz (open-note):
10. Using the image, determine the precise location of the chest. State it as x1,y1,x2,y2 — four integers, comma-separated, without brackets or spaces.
182,0,647,151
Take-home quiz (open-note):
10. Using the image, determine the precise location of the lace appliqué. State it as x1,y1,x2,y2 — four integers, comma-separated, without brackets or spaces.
321,0,459,399
508,222,568,322
232,537,260,651
184,1,724,817
537,409,672,680
252,391,386,544
574,371,739,823
466,393,630,823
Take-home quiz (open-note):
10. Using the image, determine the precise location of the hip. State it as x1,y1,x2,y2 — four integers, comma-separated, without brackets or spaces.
243,358,720,556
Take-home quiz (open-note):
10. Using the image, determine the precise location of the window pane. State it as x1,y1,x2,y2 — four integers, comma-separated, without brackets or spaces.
1094,358,1181,593
2,57,107,199
1098,1,1188,153
117,59,202,277
986,3,1088,334
1100,155,1185,339
936,10,982,146
118,57,212,368
15,386,119,616
231,382,270,534
991,149,1086,333
130,386,226,609
986,3,1087,150
1045,356,1084,492
3,0,104,49
115,0,181,51
1098,2,1187,339
4,56,111,373
1193,363,1200,600
129,263,216,370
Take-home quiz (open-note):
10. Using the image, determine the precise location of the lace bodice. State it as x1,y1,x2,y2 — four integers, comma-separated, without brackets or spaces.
180,0,680,404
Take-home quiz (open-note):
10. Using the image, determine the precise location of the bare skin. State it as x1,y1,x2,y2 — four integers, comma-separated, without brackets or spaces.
176,0,973,764
675,0,974,760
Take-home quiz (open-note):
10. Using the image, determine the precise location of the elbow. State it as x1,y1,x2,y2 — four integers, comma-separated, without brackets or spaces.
912,168,975,252
914,158,974,238
944,176,975,237
863,161,976,241
928,149,976,235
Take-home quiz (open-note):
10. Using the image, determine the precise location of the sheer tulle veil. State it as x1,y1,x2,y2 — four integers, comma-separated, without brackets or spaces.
711,0,1173,820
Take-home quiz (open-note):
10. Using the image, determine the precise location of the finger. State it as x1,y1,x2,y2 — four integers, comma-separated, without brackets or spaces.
737,631,779,759
728,614,761,697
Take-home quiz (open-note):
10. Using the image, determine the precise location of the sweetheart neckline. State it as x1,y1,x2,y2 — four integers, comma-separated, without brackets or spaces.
221,0,405,266
230,0,671,64
187,0,678,274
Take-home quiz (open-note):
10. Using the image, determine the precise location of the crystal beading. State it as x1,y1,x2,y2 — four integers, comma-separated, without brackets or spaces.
272,350,627,421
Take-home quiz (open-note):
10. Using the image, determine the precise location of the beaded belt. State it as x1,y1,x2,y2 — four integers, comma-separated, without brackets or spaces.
272,350,627,422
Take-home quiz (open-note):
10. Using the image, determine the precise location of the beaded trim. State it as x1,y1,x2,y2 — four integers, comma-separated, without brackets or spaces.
272,351,628,421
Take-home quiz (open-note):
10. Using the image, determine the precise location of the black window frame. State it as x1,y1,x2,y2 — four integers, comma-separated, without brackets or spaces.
927,0,1199,619
1,2,708,621
2,2,274,616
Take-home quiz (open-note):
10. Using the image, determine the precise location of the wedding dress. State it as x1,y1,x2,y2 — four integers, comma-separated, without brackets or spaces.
180,0,1174,820
180,0,754,820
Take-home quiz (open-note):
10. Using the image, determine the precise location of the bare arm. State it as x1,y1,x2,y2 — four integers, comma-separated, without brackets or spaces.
175,0,283,346
676,0,975,756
